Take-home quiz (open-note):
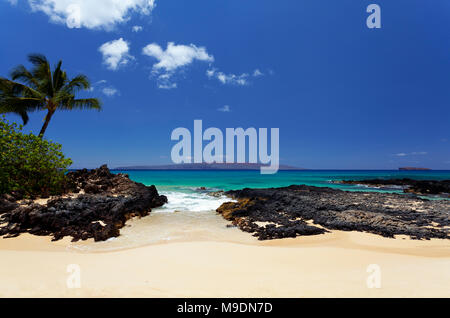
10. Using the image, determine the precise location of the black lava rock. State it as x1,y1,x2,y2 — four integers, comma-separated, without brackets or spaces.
217,185,450,241
0,165,167,242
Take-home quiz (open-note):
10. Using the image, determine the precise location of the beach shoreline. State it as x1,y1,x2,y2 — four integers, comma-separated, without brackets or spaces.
1,168,449,298
0,229,449,298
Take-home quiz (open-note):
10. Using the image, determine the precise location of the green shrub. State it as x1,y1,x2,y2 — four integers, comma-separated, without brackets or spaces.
0,116,72,196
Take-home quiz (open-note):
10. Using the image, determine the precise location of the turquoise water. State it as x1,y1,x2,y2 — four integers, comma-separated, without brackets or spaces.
113,170,450,194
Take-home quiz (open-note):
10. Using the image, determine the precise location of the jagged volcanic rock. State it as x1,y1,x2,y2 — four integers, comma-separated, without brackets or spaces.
337,179,450,196
0,165,167,242
217,185,450,241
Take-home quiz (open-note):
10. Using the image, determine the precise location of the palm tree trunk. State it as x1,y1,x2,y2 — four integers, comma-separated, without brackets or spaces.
39,109,55,138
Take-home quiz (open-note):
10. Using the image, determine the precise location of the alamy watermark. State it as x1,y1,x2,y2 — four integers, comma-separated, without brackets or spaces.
366,264,382,289
66,264,81,289
367,4,381,29
170,120,280,174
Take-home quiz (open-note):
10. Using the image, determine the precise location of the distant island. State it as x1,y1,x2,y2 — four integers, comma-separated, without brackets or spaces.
114,163,305,171
399,167,431,171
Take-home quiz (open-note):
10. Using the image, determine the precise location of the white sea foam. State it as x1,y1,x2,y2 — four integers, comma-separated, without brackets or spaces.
67,190,239,252
153,191,232,213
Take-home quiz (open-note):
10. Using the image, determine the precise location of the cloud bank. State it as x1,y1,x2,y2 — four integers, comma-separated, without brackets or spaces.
394,151,428,157
142,42,214,89
99,38,134,71
26,0,156,29
207,68,264,86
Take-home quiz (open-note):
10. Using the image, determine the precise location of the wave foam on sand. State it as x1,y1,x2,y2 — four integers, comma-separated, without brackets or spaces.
67,190,250,252
153,190,232,213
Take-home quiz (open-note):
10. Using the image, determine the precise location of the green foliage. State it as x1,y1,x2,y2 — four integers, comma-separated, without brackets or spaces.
0,116,72,196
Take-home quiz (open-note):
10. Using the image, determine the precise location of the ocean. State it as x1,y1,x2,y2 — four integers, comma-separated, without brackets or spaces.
115,169,450,191
113,169,450,212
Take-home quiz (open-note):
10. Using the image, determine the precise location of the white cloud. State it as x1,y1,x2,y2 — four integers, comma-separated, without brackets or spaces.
88,80,119,96
132,25,143,32
143,42,214,72
253,69,263,77
157,78,177,89
206,69,215,77
87,79,107,92
152,72,177,89
207,68,270,86
102,87,119,97
99,38,133,71
206,68,266,85
217,105,231,112
207,68,250,86
8,0,18,5
394,152,427,157
25,0,156,30
142,42,214,89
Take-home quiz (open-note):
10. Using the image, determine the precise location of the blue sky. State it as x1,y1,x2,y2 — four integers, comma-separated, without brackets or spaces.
1,0,449,169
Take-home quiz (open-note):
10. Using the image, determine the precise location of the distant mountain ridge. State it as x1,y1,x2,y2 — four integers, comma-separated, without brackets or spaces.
113,163,305,171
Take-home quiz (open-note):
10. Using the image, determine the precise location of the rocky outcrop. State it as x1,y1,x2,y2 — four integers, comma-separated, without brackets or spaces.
217,185,450,241
0,196,18,214
337,179,450,196
0,165,167,242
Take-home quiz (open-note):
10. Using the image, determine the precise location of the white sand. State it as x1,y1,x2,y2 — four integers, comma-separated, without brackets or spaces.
0,230,449,298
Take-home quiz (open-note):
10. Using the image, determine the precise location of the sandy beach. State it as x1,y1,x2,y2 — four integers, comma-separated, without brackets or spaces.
1,0,450,303
1,168,449,298
0,228,449,298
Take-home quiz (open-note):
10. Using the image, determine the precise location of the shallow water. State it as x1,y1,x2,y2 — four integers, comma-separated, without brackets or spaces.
68,191,254,252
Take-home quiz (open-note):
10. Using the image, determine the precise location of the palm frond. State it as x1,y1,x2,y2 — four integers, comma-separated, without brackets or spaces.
10,65,40,89
0,77,44,99
0,106,30,125
0,96,45,112
63,74,91,94
27,54,49,67
0,77,45,124
63,98,102,111
18,110,29,125
0,97,43,125
52,60,67,92
28,53,53,96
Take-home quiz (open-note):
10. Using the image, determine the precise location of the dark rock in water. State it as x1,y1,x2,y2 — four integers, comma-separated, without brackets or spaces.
0,165,167,242
208,191,225,198
216,185,450,241
338,179,450,196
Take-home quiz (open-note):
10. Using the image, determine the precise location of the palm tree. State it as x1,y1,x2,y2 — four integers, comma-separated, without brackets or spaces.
0,54,101,137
